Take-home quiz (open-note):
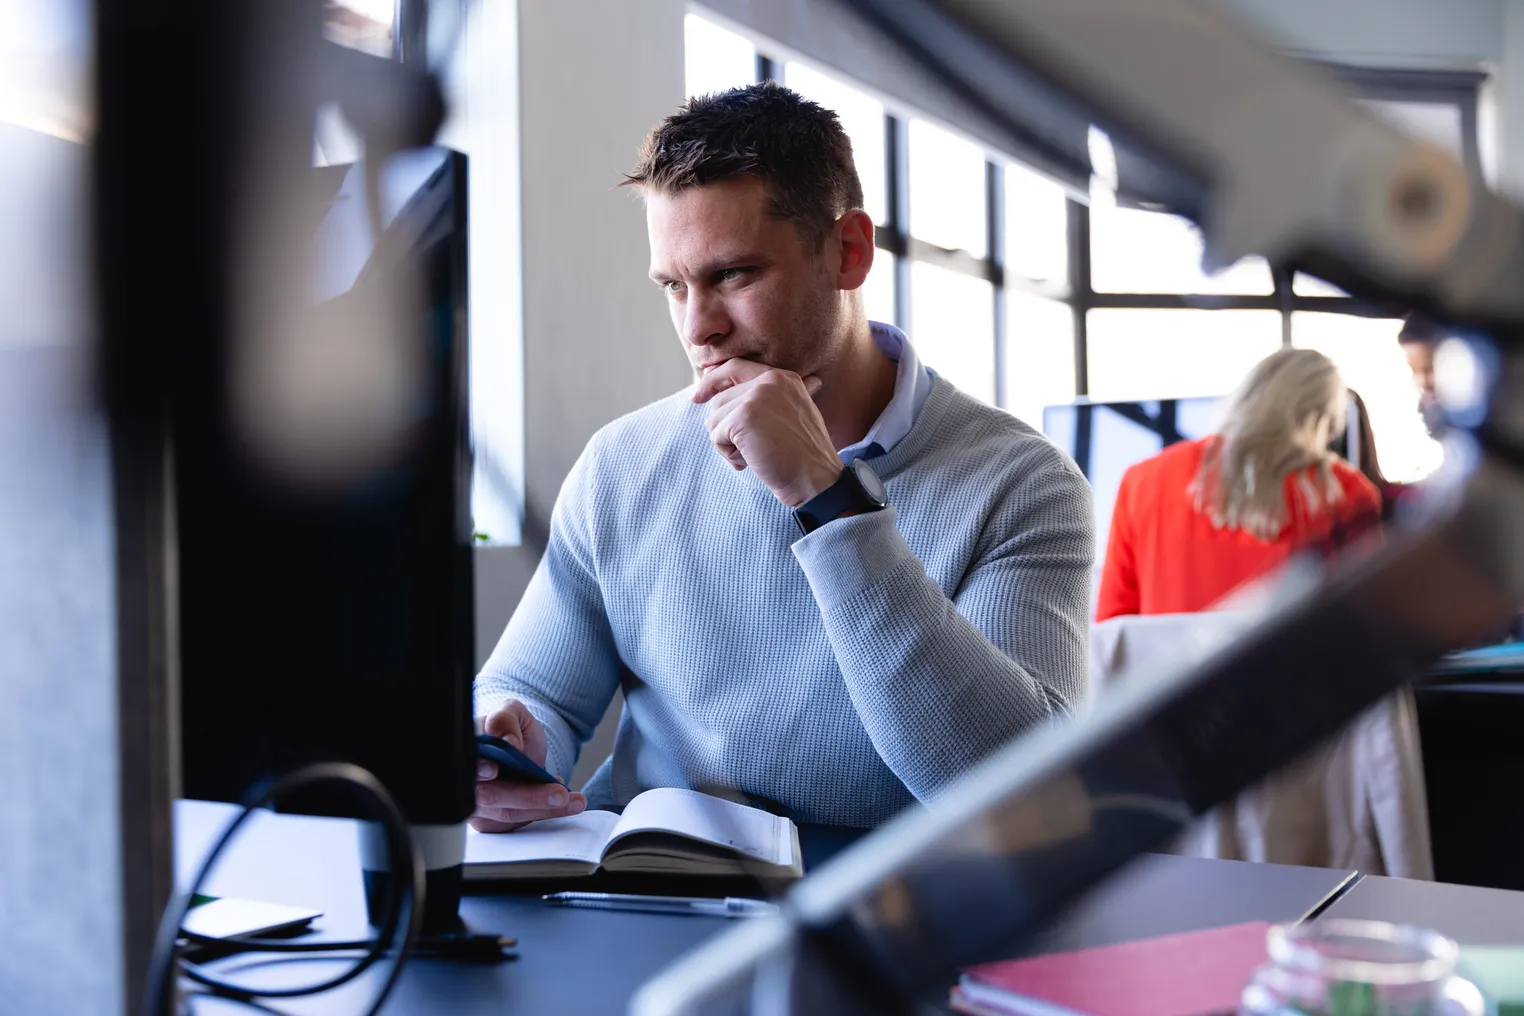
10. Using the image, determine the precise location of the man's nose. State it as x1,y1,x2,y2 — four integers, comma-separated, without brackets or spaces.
683,290,729,348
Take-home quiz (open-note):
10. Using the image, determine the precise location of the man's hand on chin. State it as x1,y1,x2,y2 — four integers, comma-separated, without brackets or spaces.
692,358,843,508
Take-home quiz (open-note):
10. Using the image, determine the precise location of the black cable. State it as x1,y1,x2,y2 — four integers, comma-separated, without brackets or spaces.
180,930,516,962
143,762,426,1016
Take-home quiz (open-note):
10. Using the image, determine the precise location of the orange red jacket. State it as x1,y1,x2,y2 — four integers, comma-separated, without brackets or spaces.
1095,437,1383,622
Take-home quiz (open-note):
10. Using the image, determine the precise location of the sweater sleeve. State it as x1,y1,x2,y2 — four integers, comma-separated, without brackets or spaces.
790,448,1094,802
474,438,622,783
1095,467,1140,621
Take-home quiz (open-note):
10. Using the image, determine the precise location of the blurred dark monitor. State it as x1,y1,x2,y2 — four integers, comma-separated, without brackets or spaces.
175,147,475,825
1414,680,1524,890
1044,395,1364,566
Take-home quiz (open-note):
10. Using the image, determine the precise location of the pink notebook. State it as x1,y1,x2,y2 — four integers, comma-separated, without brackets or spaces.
953,921,1273,1016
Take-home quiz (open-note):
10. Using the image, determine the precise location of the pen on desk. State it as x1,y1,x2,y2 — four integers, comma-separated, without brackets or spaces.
541,892,780,918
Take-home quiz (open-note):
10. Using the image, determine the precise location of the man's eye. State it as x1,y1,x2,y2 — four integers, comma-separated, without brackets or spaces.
664,280,685,294
719,268,747,282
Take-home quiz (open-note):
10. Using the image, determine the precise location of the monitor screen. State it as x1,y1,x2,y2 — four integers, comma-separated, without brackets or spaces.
1043,397,1222,570
176,148,476,824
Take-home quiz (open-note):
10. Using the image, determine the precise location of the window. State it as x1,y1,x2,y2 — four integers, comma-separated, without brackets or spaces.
684,13,755,99
908,119,987,258
1071,67,1483,486
910,261,995,405
1292,313,1443,482
436,0,522,545
1004,292,1074,428
1085,310,1281,402
2,0,91,141
1004,162,1068,286
784,62,887,224
1292,273,1349,298
1089,191,1272,296
673,17,1472,464
860,249,897,327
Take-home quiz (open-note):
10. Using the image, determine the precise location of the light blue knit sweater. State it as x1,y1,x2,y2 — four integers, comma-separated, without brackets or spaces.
475,378,1094,828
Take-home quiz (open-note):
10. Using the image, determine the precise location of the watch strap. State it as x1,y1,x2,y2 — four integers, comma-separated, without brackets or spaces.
794,464,878,535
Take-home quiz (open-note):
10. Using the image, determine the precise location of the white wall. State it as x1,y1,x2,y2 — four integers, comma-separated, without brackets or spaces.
472,0,691,782
0,126,127,1016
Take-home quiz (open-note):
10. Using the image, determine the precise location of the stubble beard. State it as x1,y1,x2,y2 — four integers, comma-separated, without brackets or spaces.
768,274,848,380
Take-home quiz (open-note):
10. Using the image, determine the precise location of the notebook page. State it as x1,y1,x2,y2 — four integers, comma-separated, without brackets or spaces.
606,788,793,867
465,810,620,866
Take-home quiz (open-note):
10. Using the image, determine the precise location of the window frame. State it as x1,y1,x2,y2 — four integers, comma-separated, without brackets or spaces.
738,33,1480,416
758,59,1012,405
1069,65,1483,397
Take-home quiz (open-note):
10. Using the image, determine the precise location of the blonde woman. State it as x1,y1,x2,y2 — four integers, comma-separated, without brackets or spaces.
1096,348,1382,620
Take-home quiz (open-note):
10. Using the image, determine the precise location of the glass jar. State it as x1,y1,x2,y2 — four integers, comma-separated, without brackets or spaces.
1241,920,1487,1016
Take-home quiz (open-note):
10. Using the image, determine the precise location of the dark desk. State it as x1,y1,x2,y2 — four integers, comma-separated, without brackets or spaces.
175,800,744,1015
173,802,1356,1015
1018,853,1355,955
1316,875,1524,946
1413,680,1524,890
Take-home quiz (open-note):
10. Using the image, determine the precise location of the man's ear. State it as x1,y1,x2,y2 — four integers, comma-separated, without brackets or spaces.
835,209,876,292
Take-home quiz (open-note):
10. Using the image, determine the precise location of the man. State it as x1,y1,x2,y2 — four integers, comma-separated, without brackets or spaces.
471,83,1093,832
1397,313,1443,437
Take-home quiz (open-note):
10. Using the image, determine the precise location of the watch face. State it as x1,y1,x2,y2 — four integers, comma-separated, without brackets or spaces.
852,459,888,506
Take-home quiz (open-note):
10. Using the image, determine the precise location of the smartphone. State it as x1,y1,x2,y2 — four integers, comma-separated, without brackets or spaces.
475,733,562,785
182,894,322,940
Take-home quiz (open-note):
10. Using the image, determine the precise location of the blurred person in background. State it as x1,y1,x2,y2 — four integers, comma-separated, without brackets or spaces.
1096,348,1382,621
1343,388,1408,523
1397,313,1444,438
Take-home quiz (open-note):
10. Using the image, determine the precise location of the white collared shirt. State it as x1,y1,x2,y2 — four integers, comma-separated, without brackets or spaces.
837,321,936,464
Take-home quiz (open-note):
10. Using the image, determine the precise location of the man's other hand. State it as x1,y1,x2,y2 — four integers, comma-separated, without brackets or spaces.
470,701,587,832
692,358,842,507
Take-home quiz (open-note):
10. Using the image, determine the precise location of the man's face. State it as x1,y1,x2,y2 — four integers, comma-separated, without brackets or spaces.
646,177,844,380
1402,338,1444,437
1402,340,1437,402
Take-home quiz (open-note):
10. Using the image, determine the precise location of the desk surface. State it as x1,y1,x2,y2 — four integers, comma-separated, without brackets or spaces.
174,801,1354,1015
1017,853,1355,955
175,800,733,1016
1316,874,1524,946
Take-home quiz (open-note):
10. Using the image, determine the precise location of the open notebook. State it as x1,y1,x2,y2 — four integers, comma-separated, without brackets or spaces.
463,787,803,881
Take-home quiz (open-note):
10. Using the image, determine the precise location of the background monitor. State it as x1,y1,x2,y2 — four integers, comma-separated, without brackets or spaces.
1042,397,1222,570
175,147,476,827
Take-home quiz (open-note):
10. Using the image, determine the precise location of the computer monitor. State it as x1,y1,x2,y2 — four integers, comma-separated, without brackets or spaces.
1042,397,1222,568
175,148,475,835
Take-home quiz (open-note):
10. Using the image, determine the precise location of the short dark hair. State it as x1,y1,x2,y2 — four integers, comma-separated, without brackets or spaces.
1398,313,1442,347
623,81,865,250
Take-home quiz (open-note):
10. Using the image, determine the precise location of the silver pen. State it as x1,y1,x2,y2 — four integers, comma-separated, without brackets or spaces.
541,891,779,918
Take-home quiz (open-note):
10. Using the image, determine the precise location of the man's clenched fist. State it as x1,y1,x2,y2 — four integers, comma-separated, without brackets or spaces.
692,358,843,507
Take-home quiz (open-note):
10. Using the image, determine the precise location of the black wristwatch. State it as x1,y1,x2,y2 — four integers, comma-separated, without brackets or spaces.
793,459,888,536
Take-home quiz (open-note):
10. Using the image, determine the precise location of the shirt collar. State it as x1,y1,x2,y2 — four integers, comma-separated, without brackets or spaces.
838,321,936,464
